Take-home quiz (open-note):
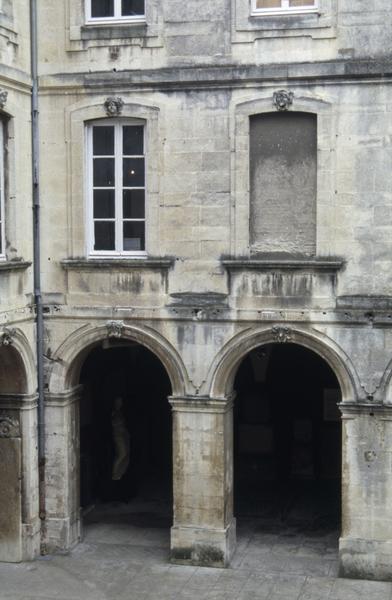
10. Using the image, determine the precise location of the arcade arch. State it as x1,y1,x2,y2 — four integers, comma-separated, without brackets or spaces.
44,324,186,553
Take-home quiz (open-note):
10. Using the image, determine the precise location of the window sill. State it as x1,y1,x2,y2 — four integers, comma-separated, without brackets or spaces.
222,257,344,272
85,16,145,25
0,260,31,272
61,257,175,270
251,9,319,17
81,21,147,40
246,11,326,30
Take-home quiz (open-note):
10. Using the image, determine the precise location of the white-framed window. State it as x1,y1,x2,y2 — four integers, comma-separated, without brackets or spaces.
86,120,146,257
85,0,145,24
251,0,318,16
0,121,5,260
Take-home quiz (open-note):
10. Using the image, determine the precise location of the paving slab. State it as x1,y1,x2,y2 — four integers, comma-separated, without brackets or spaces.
1,504,392,600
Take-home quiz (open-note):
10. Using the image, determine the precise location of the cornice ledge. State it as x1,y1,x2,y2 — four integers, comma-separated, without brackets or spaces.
61,257,175,270
0,260,31,272
339,402,392,416
0,393,38,410
221,257,344,271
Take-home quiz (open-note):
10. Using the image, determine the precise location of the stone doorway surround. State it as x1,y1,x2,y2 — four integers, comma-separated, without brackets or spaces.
43,322,187,555
194,326,392,580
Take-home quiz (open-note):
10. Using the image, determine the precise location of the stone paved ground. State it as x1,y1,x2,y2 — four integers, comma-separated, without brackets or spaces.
1,500,392,600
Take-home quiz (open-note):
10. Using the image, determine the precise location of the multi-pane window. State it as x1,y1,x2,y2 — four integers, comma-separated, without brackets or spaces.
252,0,317,14
0,123,5,259
87,122,146,255
87,0,145,22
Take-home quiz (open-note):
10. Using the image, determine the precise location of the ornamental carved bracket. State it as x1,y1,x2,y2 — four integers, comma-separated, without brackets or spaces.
104,97,124,117
0,416,20,438
273,90,294,112
0,327,16,347
0,90,8,110
106,320,125,338
272,326,292,344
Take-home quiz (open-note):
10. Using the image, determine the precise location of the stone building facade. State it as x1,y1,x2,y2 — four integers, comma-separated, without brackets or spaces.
1,0,392,582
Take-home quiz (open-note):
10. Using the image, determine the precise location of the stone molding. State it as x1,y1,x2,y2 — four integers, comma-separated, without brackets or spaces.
208,325,359,403
221,258,343,271
230,93,334,257
39,59,392,93
47,322,187,396
0,260,31,272
339,403,392,420
61,258,174,270
169,393,235,414
0,393,38,411
65,98,161,259
45,385,83,407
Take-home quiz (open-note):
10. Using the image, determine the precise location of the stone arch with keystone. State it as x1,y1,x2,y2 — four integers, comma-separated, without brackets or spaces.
43,321,188,554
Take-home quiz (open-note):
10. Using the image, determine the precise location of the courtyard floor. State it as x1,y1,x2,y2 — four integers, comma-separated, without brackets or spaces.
1,494,392,600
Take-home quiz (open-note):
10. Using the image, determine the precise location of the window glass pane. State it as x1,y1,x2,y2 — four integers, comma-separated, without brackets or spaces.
91,0,114,17
256,0,282,8
123,221,145,251
123,126,144,155
93,126,114,155
123,189,145,218
94,189,115,218
123,158,145,187
94,221,115,250
93,158,115,186
289,0,314,5
122,0,144,16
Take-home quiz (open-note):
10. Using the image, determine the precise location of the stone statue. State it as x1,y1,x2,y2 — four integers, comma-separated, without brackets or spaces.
111,397,130,481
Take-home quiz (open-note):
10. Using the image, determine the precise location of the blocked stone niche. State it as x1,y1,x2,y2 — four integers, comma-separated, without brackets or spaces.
250,112,317,256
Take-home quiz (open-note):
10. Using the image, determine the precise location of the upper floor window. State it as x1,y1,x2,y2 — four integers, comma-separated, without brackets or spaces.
86,121,146,256
86,0,145,23
252,0,317,16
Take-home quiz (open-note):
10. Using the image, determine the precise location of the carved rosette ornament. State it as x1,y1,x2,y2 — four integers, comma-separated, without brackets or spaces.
104,97,124,117
0,416,20,438
0,327,16,346
273,90,294,112
272,326,292,344
0,90,8,109
106,320,125,338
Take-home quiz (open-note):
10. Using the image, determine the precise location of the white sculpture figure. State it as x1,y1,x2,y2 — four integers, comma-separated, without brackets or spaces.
111,397,130,481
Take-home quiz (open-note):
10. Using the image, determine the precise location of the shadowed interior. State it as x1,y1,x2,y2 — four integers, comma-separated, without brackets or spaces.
234,343,341,532
79,341,172,528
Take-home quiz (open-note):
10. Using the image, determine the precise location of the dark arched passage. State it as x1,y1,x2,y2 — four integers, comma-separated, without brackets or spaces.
234,342,341,534
79,339,173,534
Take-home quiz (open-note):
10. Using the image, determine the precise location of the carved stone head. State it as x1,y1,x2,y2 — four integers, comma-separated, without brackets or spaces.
104,97,124,117
273,90,294,112
0,90,8,110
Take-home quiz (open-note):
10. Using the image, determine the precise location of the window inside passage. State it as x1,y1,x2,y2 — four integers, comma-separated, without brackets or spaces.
255,0,315,10
90,0,144,18
91,123,145,253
